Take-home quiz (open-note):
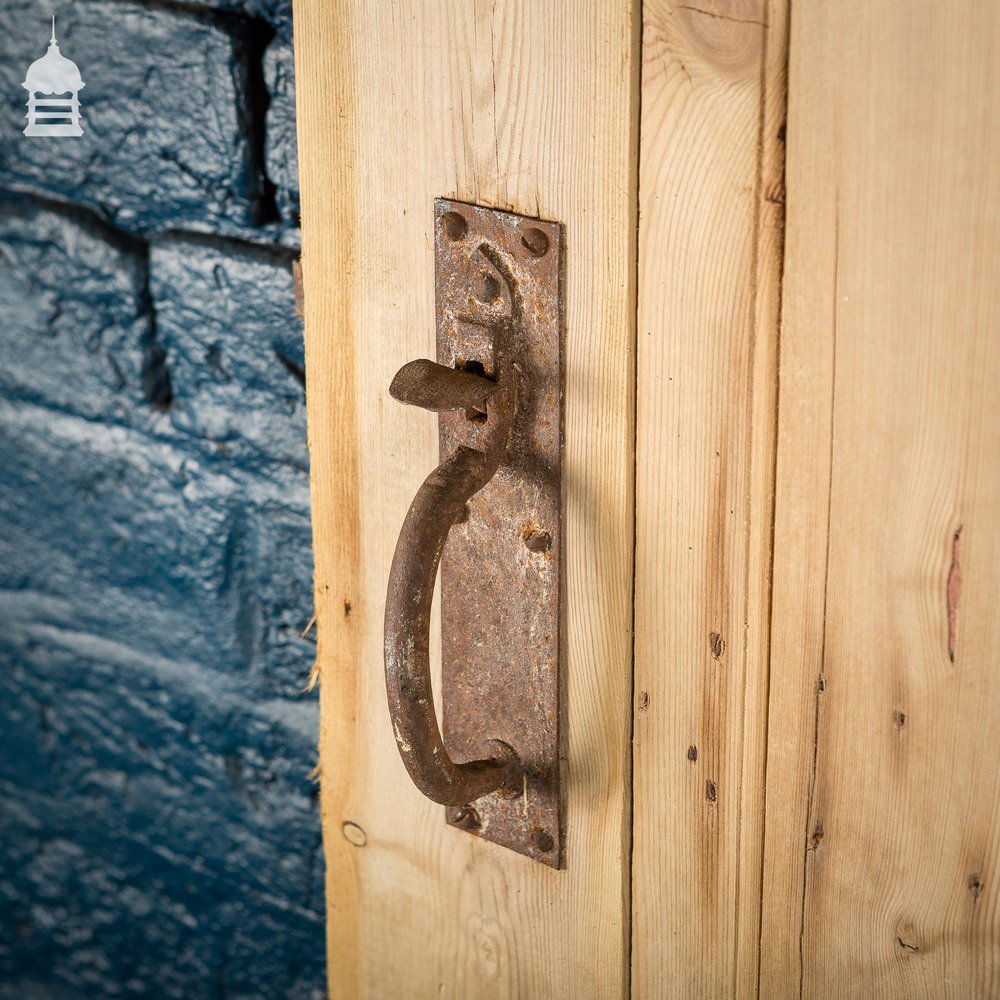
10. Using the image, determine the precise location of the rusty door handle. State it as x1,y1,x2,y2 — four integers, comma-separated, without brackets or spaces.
383,200,563,864
384,255,522,807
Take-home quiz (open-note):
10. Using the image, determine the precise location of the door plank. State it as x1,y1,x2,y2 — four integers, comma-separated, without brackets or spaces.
293,2,640,997
760,1,1000,996
631,1,789,996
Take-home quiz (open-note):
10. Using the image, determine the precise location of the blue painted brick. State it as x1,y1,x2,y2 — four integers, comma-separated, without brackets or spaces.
164,0,293,30
0,402,313,689
264,30,299,226
0,634,322,999
149,235,306,467
1,0,264,237
0,0,318,991
0,401,320,996
0,196,154,427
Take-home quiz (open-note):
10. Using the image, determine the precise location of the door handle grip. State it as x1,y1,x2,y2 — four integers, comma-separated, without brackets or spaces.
383,251,522,808
383,443,520,806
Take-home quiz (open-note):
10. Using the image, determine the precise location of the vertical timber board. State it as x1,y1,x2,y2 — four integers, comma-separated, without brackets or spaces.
760,1,1000,997
293,2,639,998
631,0,787,996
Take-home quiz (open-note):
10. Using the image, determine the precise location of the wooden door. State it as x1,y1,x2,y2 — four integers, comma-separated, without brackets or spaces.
294,0,1000,996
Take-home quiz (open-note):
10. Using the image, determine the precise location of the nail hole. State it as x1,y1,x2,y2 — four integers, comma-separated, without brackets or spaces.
687,745,698,762
520,227,549,258
706,780,717,803
532,829,554,853
441,211,468,241
523,529,551,553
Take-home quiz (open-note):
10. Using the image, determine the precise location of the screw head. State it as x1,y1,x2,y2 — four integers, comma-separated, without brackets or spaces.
451,805,480,831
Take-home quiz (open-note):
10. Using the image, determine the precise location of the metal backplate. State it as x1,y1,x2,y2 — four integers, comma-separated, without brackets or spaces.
434,198,563,867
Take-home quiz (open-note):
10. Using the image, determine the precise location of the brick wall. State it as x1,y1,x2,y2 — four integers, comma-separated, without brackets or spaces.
0,1,321,997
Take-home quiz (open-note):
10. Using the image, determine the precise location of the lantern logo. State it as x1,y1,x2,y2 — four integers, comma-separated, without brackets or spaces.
22,17,85,137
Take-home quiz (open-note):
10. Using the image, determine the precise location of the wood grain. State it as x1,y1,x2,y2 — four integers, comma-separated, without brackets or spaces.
630,0,788,995
760,1,1000,996
292,2,640,996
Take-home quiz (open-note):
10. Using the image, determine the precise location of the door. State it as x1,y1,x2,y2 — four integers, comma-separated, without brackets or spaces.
293,1,1000,996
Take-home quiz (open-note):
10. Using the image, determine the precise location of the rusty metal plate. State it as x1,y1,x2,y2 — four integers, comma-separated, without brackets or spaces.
434,198,564,867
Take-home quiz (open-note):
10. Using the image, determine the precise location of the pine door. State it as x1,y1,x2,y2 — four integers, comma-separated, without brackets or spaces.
294,1,1000,996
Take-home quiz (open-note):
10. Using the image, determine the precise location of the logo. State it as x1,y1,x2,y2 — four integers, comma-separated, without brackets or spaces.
22,17,85,137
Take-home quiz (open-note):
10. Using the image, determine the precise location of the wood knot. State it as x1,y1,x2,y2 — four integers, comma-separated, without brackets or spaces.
969,873,983,900
341,821,367,847
710,631,725,659
808,820,824,851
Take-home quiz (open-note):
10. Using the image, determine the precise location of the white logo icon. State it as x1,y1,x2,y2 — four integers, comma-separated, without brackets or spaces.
22,17,85,137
